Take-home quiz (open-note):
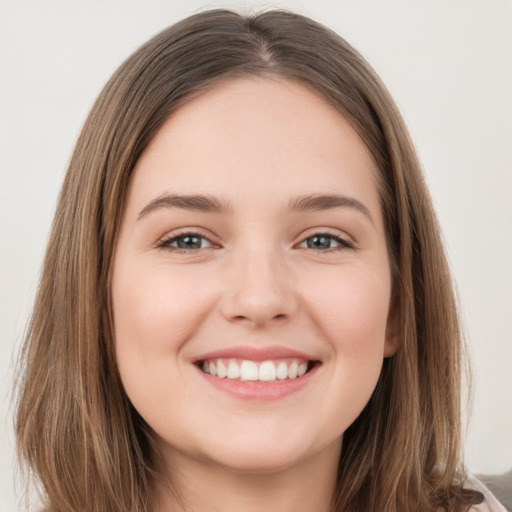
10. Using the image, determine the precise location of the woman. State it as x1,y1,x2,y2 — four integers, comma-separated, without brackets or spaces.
15,9,506,512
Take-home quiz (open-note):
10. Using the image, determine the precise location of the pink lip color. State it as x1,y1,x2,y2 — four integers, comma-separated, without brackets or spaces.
193,345,315,363
194,363,320,401
192,346,320,400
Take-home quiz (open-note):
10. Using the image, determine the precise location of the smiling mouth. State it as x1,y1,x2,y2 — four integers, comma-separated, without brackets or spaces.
197,358,319,383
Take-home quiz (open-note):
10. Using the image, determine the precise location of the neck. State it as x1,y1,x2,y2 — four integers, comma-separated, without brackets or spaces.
152,441,340,512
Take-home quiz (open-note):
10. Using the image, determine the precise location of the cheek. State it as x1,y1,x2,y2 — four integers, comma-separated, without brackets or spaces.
299,266,390,432
112,261,215,365
111,260,219,426
303,265,391,355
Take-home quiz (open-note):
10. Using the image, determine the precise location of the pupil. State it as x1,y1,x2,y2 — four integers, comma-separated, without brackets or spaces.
177,235,201,249
308,236,331,249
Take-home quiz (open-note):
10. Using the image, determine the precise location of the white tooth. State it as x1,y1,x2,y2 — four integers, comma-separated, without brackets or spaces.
297,362,308,377
202,361,209,374
209,361,217,377
240,360,258,381
227,360,240,379
216,360,227,378
288,361,298,379
259,361,276,381
276,361,288,380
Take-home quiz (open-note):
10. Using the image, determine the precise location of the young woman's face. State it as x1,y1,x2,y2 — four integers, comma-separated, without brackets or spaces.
112,77,397,474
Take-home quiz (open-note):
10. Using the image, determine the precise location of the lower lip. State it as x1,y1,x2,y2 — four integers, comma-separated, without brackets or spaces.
195,363,320,400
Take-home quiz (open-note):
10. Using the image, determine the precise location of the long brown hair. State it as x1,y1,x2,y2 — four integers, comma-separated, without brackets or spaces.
15,9,480,511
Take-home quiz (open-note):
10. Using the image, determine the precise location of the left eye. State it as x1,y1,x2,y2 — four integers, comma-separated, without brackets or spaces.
298,234,352,250
158,233,213,251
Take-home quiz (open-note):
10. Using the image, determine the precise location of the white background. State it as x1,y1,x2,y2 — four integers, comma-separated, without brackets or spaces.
1,1,511,510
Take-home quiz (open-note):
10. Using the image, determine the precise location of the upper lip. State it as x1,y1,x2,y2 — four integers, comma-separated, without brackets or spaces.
192,345,318,363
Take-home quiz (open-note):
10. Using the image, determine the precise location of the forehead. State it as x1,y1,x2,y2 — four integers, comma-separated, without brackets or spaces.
127,77,381,217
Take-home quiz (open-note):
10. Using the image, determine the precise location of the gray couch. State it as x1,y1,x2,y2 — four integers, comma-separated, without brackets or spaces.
479,470,512,511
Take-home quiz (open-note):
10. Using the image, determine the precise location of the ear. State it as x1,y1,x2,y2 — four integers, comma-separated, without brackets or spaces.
383,288,401,357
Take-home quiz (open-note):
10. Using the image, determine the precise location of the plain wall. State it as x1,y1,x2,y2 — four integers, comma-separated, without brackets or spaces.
1,0,511,510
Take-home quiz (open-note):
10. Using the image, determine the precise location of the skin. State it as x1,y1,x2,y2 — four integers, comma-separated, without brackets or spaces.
111,77,398,512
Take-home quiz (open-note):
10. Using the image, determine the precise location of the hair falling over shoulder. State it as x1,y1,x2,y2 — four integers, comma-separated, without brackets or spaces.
15,9,482,512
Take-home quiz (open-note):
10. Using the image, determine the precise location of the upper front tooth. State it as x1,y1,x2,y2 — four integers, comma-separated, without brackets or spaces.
288,361,298,379
240,360,258,381
227,360,240,379
259,361,276,381
276,361,288,380
201,358,311,381
216,360,227,378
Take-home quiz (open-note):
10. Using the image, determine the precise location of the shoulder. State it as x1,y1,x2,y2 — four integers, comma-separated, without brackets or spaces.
465,475,508,512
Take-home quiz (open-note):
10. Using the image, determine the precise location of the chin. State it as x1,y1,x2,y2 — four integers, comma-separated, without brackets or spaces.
198,429,339,475
207,446,312,475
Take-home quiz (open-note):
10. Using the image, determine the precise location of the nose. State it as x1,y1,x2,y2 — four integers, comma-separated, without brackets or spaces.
220,245,298,328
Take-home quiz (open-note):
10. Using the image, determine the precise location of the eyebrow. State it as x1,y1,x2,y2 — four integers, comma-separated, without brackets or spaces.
138,194,235,219
288,193,373,223
137,192,373,224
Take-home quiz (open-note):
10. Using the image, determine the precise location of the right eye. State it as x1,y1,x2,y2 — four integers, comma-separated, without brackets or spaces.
157,232,215,253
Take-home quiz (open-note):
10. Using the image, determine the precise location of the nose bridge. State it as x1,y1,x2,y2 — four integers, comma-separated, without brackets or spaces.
221,238,297,327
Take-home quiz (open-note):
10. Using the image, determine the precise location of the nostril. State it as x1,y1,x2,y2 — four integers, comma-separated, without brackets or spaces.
231,314,287,323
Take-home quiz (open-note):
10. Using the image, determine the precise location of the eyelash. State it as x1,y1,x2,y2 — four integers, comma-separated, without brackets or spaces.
156,229,355,254
297,230,355,252
156,231,216,253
